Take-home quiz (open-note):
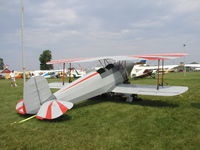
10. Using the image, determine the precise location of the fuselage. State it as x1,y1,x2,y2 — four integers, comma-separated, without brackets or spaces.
54,63,133,103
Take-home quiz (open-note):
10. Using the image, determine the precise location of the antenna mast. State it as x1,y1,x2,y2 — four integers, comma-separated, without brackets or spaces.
20,0,26,85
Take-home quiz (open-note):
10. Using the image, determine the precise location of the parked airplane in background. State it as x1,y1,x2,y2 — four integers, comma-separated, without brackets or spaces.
130,64,178,78
30,69,86,79
16,53,188,120
67,68,86,78
185,64,200,68
194,68,200,71
30,70,61,78
185,64,200,71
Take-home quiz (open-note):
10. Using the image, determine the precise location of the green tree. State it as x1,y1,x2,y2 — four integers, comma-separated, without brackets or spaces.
0,58,4,70
190,62,199,64
39,50,53,70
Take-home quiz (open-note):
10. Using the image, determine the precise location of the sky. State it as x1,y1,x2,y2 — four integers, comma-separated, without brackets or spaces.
0,0,200,70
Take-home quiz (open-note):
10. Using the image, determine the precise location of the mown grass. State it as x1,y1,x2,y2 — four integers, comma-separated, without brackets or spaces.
0,72,200,150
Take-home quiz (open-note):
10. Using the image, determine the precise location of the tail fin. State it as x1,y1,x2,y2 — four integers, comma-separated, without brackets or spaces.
136,60,147,64
16,76,73,119
22,76,52,114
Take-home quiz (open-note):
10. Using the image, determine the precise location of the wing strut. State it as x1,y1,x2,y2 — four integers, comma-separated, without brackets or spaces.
62,63,65,85
161,59,164,86
157,59,160,90
69,63,72,83
98,60,104,67
157,59,165,90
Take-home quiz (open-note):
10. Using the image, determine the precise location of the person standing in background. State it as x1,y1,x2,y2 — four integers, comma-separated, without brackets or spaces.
10,70,17,87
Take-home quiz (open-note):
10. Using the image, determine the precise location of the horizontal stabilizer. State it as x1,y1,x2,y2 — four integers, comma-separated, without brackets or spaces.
16,99,26,114
49,82,68,89
112,84,188,96
36,100,73,120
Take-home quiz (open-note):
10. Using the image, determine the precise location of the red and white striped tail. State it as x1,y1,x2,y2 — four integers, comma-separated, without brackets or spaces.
36,100,73,120
16,99,27,114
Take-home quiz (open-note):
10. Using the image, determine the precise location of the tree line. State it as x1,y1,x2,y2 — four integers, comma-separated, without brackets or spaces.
0,58,4,70
0,50,53,70
39,50,53,70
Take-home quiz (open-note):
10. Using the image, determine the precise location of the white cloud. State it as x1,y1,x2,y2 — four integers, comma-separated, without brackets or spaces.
131,19,165,28
120,29,139,35
1,0,200,70
31,2,79,28
23,28,80,48
168,0,200,13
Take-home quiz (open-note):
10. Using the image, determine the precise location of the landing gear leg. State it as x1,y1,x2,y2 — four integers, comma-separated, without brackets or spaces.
126,95,133,102
126,94,141,102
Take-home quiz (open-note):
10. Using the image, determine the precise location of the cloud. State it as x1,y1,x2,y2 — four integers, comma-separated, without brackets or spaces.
167,0,200,13
1,0,200,70
26,1,79,28
24,28,80,48
130,19,166,28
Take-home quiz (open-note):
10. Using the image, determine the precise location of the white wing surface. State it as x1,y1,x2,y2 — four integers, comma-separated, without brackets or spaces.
112,84,188,96
47,53,187,64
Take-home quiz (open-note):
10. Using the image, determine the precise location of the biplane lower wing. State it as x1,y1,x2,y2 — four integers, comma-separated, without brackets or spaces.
112,84,188,96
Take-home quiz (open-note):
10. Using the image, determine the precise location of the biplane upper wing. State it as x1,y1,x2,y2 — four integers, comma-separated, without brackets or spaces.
112,84,188,96
47,53,187,64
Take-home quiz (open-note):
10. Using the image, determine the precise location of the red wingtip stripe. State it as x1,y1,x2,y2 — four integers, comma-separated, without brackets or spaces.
22,103,26,114
18,99,23,103
46,102,53,119
56,101,69,113
16,101,27,114
23,104,27,114
16,107,26,114
18,110,26,114
16,99,26,114
36,116,44,120
16,106,23,111
47,58,89,64
128,53,187,57
132,56,168,60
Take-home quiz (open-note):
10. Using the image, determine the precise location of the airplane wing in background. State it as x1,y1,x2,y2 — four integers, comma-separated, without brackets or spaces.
112,84,188,96
49,82,69,89
47,53,187,64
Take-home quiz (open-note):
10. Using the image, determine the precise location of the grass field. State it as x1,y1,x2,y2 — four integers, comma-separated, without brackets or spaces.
0,72,200,150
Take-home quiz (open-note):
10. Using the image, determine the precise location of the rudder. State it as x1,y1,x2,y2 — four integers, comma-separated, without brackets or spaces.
23,76,52,114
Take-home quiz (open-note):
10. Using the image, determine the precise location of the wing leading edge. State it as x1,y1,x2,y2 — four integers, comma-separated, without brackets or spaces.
47,53,187,64
112,84,188,96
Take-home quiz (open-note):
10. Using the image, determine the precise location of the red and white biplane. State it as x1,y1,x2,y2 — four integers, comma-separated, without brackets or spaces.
16,53,188,120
